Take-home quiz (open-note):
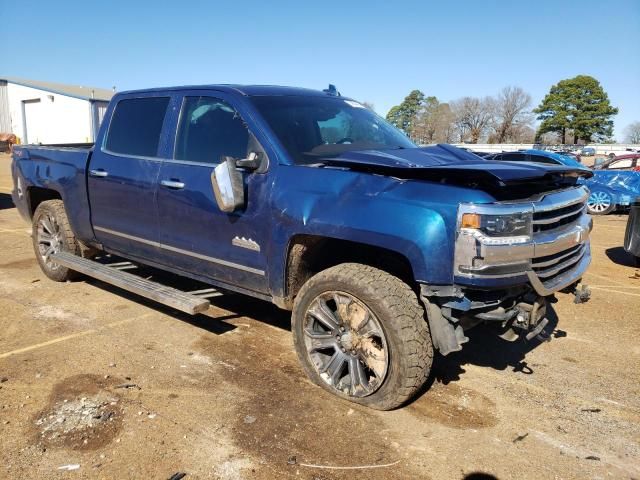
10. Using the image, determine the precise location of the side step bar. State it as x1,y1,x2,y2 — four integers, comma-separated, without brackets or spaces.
50,251,210,315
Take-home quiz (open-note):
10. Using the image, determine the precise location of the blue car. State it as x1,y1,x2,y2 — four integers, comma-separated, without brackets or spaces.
485,150,640,215
584,171,640,215
484,149,588,170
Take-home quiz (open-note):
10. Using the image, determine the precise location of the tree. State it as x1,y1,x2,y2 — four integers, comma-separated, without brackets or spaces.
433,103,456,143
534,75,618,144
386,90,425,136
493,86,533,143
451,96,495,143
412,96,440,144
624,121,640,144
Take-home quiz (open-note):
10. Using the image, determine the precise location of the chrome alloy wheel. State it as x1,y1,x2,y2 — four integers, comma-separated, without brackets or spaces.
587,191,612,213
36,212,62,270
303,291,389,398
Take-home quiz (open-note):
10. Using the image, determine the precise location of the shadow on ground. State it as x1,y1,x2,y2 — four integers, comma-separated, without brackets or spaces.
0,192,14,210
80,254,559,403
416,303,560,401
605,246,637,267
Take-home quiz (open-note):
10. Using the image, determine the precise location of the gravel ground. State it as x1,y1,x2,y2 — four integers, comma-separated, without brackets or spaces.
0,153,638,479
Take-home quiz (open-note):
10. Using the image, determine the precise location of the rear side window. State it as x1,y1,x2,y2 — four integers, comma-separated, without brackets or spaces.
105,97,169,157
174,96,249,164
609,159,633,169
529,155,558,165
501,153,527,161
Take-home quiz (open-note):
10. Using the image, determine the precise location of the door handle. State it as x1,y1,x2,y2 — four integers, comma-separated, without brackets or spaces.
89,169,109,178
160,179,185,189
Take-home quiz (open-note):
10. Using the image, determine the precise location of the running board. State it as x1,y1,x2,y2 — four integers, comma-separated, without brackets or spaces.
50,251,210,315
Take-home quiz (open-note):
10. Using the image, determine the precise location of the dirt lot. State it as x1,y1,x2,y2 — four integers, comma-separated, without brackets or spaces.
0,153,638,479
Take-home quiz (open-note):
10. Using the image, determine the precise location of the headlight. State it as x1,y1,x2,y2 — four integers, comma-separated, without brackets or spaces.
454,207,534,278
460,212,532,238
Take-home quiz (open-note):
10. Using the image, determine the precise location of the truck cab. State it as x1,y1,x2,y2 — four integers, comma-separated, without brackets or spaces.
11,84,593,410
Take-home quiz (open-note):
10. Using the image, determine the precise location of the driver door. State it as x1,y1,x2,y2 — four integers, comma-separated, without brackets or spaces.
155,94,271,293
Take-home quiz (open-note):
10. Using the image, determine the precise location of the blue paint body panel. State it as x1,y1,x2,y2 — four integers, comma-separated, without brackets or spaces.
584,171,640,208
9,84,587,305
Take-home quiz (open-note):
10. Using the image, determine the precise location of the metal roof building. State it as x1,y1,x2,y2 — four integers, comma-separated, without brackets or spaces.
0,76,115,144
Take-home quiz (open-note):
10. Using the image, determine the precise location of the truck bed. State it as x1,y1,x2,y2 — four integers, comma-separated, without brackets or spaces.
11,144,95,242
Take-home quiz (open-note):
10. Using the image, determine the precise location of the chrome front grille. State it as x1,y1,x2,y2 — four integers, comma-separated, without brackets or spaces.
454,186,592,296
529,187,591,293
532,243,587,279
533,201,585,232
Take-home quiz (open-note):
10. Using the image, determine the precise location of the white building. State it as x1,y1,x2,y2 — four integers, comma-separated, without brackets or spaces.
0,76,114,144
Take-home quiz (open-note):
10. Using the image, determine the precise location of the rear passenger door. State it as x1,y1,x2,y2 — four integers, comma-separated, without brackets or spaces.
88,95,172,260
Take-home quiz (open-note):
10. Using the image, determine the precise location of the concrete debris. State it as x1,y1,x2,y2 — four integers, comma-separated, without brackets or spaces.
36,395,118,441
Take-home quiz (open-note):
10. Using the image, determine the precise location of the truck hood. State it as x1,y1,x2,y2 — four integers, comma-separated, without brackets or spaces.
319,144,592,188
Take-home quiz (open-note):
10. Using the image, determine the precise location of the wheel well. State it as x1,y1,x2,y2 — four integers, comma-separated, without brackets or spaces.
284,235,415,308
28,187,61,216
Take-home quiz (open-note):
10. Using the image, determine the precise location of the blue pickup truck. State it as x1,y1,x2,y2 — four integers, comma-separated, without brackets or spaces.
11,84,593,409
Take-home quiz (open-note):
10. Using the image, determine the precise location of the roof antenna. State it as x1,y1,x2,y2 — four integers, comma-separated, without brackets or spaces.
323,84,340,96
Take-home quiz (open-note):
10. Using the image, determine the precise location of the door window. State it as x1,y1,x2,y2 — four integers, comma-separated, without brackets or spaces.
174,96,249,164
608,159,633,169
501,153,527,161
529,155,558,165
105,97,169,156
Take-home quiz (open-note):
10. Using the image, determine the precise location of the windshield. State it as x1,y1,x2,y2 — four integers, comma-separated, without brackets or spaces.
250,95,416,165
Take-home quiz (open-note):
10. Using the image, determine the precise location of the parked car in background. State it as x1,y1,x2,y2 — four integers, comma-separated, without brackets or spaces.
484,149,588,170
592,154,640,171
584,171,640,215
624,200,640,267
485,150,640,215
580,147,596,156
561,151,582,163
600,147,640,159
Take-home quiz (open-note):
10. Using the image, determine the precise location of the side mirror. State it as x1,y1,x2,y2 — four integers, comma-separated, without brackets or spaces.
211,157,245,212
235,152,261,170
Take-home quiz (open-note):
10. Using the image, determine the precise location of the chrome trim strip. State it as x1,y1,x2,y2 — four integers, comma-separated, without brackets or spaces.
531,244,583,268
533,247,586,279
527,245,591,296
533,205,585,225
532,186,589,213
93,226,265,276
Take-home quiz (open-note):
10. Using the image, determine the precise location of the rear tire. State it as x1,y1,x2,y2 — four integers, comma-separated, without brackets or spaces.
291,263,433,410
32,200,80,282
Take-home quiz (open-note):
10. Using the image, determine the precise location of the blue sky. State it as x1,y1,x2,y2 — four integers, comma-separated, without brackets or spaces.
3,0,638,140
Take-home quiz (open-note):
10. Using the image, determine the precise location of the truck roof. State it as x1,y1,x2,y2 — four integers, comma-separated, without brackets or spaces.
117,84,341,97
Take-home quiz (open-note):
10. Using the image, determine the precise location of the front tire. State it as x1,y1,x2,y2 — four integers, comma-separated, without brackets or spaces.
32,200,80,282
587,190,615,215
292,263,433,410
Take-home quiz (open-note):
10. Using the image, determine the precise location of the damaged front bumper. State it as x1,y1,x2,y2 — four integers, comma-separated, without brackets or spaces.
419,277,590,356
